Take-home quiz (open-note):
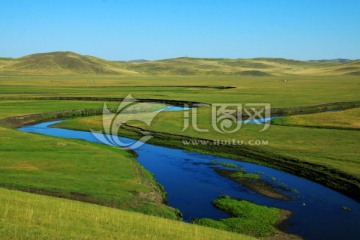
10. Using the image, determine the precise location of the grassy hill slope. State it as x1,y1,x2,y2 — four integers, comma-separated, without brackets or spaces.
0,52,139,75
0,188,254,240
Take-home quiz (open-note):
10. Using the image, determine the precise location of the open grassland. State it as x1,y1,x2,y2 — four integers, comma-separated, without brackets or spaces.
0,100,164,120
0,100,115,119
0,188,253,240
0,126,178,219
272,107,360,130
1,74,360,107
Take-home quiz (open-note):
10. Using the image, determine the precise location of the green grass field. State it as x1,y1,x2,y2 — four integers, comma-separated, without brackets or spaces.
0,100,164,120
1,75,360,107
0,188,254,240
272,107,360,130
0,126,178,219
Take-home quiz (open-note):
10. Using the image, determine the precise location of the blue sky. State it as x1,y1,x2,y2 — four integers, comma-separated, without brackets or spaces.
0,0,359,60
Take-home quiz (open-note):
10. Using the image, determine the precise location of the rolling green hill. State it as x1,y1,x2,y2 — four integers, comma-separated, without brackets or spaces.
0,52,139,75
0,51,359,76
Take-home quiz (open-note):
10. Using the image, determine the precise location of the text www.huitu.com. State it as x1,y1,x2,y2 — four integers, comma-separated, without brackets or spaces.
182,139,269,146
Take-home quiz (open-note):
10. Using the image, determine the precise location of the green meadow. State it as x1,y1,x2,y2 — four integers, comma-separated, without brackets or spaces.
0,125,178,219
1,52,360,239
272,107,360,130
1,74,360,107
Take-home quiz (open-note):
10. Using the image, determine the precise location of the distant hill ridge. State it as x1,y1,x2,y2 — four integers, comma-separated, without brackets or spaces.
0,51,359,76
309,58,354,63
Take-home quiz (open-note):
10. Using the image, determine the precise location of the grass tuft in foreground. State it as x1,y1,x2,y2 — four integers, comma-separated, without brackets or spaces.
194,195,283,238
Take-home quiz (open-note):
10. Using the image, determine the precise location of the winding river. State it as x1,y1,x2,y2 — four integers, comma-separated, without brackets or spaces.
19,120,360,240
